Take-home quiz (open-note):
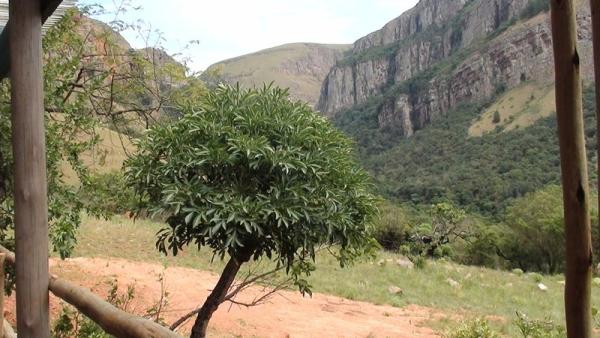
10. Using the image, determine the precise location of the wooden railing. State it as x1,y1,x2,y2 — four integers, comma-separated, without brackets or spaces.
0,245,182,338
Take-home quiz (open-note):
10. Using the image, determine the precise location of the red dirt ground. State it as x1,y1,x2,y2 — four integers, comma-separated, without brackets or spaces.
5,258,441,337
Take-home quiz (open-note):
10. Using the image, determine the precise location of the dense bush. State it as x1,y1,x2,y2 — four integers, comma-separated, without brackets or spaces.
501,186,564,274
80,172,136,216
335,86,598,217
372,202,412,251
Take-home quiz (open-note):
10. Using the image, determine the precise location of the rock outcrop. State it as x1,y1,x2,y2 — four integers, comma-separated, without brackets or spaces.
317,0,593,137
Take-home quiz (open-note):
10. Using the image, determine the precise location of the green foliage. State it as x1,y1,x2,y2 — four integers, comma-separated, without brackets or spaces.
515,312,566,338
503,186,564,274
492,110,501,124
444,318,500,338
125,84,378,294
372,202,412,251
512,268,524,276
410,203,469,257
51,280,147,338
0,11,100,260
335,85,599,217
80,172,136,215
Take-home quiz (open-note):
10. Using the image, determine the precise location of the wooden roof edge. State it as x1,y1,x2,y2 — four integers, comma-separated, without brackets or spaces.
0,0,76,80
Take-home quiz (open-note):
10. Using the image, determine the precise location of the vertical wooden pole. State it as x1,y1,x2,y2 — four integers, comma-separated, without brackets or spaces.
9,0,50,337
591,0,600,271
0,253,5,335
551,1,593,337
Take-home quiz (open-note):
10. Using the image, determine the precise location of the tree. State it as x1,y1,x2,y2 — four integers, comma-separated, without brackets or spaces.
504,185,565,273
492,110,501,124
125,84,378,338
410,203,469,257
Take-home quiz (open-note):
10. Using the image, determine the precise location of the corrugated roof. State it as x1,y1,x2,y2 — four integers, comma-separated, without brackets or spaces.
0,0,76,32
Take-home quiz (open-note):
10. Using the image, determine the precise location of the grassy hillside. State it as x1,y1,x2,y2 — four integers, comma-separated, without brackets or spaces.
72,215,600,336
203,43,350,106
468,83,556,137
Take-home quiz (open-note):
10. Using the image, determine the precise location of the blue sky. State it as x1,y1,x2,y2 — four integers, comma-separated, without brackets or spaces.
82,0,419,71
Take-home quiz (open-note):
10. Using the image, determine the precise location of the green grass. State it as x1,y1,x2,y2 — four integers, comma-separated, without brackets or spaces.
73,215,600,336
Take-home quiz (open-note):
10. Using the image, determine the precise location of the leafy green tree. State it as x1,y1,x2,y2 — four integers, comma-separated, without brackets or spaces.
503,185,564,273
125,85,378,338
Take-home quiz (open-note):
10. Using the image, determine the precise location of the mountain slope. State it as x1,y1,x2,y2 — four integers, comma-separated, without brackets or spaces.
318,0,592,135
203,43,350,107
316,0,597,215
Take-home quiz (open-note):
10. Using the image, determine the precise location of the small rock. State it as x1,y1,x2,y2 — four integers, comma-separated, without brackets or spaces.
537,283,548,291
377,259,386,266
447,278,460,288
388,286,403,295
593,278,600,286
395,257,414,269
465,273,472,280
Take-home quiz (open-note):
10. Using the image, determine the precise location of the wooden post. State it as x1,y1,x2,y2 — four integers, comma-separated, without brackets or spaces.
551,1,593,337
591,0,600,271
9,0,50,337
0,253,5,335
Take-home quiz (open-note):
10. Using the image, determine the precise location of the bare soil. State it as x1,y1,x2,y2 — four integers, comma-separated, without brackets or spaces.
5,257,441,337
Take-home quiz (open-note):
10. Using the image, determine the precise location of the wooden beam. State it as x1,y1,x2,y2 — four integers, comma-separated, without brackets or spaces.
0,246,182,338
550,0,593,337
9,0,49,337
0,0,67,80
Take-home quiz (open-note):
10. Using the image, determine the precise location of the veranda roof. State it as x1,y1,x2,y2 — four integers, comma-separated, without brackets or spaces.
0,0,76,79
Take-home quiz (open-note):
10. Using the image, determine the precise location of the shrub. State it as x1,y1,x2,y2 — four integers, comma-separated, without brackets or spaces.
80,171,136,216
515,312,565,338
492,111,501,124
412,255,427,270
373,202,412,251
444,318,500,338
529,273,543,283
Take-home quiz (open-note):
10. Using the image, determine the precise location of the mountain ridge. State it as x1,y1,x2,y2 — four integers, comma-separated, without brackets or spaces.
317,0,593,138
203,42,350,107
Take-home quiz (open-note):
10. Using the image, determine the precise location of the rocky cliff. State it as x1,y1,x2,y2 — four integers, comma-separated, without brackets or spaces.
204,43,350,107
317,0,593,137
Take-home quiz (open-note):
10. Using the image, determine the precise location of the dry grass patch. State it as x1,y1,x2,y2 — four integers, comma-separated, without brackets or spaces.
468,83,555,137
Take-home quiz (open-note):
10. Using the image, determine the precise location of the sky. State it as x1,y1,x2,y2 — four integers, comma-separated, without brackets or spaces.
81,0,419,71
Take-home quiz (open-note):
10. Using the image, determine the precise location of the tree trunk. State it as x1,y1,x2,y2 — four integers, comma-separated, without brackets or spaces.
190,253,251,338
551,1,593,337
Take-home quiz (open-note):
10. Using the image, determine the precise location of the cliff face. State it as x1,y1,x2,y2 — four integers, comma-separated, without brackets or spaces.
317,0,593,137
204,43,350,107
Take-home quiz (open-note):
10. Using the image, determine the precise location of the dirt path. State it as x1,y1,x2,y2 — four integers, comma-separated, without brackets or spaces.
6,257,441,338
